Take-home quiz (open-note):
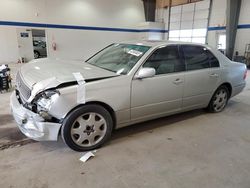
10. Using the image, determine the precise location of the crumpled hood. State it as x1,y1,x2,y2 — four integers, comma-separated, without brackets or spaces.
20,58,117,87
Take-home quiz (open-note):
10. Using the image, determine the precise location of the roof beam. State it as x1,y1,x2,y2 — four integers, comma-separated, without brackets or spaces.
156,0,203,8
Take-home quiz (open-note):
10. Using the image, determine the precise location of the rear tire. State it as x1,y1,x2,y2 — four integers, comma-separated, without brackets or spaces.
61,104,113,151
207,85,229,113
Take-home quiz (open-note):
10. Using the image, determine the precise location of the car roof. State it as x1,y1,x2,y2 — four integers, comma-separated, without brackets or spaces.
120,40,208,48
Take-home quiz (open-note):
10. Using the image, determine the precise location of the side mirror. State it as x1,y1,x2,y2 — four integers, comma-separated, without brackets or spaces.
134,67,156,79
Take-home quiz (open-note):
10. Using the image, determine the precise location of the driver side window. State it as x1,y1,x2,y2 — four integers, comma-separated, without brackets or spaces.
143,45,183,75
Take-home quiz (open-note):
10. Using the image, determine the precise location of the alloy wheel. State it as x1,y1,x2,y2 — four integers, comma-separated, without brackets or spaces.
212,88,228,112
70,112,107,147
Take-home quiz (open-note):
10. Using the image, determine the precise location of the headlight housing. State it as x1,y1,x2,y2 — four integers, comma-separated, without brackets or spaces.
35,90,60,112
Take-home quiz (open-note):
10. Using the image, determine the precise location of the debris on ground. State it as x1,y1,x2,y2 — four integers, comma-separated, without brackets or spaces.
79,150,97,163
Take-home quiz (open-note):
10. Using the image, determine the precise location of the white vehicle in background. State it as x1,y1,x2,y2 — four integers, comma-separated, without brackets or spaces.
10,40,247,151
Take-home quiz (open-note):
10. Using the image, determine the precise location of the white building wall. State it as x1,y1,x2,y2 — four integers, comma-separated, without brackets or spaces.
0,0,145,63
1,0,249,63
0,27,19,63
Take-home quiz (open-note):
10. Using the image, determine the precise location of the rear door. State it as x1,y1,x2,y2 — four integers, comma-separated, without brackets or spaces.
131,45,185,121
181,45,221,110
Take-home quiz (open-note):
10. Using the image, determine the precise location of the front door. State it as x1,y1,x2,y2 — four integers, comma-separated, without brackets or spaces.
131,45,185,121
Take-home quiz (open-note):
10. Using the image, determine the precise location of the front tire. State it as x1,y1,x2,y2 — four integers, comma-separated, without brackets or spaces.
34,51,40,59
207,85,229,113
61,104,113,151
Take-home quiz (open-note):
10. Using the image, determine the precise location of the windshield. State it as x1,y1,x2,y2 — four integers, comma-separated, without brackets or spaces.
86,43,151,75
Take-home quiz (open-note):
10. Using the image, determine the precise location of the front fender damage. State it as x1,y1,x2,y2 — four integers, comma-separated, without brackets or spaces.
27,74,117,121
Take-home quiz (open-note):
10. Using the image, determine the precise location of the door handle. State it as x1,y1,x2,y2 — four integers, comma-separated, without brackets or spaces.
173,78,183,85
210,73,219,77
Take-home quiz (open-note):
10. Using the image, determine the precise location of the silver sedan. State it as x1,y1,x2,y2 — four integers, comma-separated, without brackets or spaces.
10,40,247,151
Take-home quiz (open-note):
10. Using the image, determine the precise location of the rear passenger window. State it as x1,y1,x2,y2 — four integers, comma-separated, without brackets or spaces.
207,50,220,67
143,45,184,75
182,45,220,71
182,45,210,71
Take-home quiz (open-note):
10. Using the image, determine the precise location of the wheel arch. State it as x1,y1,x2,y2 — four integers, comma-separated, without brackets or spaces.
219,82,232,98
207,82,232,108
206,82,232,112
63,101,117,130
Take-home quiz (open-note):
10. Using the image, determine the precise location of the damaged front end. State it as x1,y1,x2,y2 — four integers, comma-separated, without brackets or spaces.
10,91,62,141
11,67,117,141
10,75,66,141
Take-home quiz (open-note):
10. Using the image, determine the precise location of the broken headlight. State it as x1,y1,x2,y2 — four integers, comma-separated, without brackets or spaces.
35,90,60,113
